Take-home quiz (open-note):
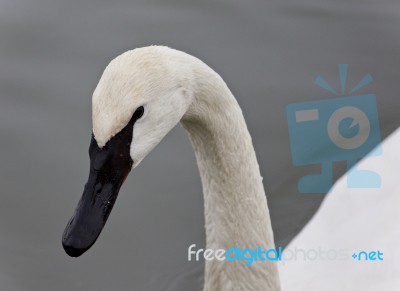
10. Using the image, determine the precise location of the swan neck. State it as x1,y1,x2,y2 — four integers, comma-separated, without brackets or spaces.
181,68,280,290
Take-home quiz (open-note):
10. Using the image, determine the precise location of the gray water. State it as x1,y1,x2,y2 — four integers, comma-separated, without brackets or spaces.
0,0,399,290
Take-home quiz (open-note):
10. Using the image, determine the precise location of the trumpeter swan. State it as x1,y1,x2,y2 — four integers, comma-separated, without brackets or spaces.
62,46,281,291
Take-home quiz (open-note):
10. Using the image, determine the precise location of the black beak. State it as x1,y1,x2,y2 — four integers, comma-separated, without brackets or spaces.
62,112,139,257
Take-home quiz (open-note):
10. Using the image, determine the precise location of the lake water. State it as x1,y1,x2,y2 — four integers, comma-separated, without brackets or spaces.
0,0,399,290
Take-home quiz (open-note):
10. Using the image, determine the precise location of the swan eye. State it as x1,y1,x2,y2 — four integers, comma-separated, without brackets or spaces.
134,106,144,119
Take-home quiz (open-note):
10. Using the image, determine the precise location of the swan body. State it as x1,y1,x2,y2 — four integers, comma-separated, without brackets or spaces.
63,46,280,291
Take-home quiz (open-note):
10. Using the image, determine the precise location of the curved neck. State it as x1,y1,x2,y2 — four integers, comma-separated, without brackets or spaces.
181,67,280,290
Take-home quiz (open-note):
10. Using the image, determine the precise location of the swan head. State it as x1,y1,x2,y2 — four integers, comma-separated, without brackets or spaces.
62,47,194,257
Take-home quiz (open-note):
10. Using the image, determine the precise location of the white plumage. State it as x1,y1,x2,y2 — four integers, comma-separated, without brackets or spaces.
92,46,280,291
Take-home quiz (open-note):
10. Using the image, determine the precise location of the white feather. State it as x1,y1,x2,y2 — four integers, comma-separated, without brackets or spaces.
92,46,281,291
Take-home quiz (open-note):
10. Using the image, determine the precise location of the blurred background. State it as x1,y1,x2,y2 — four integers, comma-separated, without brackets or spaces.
0,0,399,290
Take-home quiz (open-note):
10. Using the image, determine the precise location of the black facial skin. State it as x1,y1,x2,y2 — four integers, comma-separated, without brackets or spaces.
62,106,144,257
